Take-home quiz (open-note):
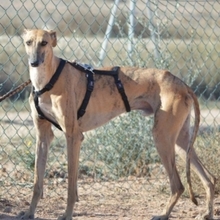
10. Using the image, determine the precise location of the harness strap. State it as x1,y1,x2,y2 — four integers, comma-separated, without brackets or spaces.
70,62,131,117
34,59,66,96
33,89,63,131
111,67,130,112
70,62,118,76
77,71,94,119
33,58,66,131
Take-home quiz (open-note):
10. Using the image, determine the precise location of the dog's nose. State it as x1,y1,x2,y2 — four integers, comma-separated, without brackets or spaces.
30,61,39,67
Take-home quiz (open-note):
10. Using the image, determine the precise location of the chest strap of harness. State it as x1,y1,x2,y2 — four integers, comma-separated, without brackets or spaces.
33,59,66,131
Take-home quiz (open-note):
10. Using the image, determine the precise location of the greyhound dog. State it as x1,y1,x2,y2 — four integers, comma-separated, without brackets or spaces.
19,29,215,220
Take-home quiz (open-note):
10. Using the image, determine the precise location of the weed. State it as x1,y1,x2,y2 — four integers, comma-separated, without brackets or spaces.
81,111,159,179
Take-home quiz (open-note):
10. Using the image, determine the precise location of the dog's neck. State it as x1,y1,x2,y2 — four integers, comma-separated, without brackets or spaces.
29,56,60,91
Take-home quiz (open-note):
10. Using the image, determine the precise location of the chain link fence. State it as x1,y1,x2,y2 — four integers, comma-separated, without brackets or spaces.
0,0,220,219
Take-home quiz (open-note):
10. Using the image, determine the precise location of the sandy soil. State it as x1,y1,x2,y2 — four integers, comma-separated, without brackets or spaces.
0,177,220,220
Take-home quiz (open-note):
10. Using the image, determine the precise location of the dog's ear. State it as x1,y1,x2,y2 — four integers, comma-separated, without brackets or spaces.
22,29,29,38
49,31,57,47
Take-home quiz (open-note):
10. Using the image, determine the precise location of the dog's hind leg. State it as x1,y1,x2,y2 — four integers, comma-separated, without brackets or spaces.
176,116,215,220
19,119,54,219
151,109,185,220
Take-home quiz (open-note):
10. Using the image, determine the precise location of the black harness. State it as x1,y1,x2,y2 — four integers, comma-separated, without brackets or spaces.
33,58,131,131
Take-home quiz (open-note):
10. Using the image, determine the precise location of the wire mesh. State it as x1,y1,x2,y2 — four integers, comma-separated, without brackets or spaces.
0,0,220,219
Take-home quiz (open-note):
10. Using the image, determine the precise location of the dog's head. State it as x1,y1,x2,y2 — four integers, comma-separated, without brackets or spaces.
23,29,57,67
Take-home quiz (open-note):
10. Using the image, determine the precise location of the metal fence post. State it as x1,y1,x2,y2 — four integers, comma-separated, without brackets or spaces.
98,0,120,66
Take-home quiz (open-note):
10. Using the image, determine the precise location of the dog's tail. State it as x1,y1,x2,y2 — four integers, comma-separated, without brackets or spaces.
186,87,200,206
0,79,31,102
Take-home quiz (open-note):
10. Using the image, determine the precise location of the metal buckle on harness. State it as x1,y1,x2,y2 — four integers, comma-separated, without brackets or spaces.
87,80,94,92
78,63,94,73
116,80,123,89
84,64,95,92
84,64,94,73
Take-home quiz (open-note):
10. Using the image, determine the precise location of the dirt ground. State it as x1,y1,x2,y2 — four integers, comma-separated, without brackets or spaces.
1,175,220,220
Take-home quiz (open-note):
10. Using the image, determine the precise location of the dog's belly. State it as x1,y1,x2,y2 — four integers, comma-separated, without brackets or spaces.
79,101,153,132
79,111,123,132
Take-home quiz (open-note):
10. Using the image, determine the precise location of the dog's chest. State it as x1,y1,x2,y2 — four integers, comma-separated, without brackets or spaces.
30,68,51,91
37,96,56,120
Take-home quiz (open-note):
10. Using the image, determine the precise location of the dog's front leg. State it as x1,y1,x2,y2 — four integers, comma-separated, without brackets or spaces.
19,119,54,219
58,130,83,220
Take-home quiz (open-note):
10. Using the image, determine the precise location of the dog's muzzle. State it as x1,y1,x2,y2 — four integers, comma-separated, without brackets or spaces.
30,60,40,67
29,52,45,67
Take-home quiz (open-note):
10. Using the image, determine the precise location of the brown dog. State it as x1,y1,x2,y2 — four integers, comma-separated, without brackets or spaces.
20,29,215,220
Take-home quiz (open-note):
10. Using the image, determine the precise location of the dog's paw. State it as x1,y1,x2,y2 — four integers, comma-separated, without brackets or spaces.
17,211,34,219
151,215,169,220
57,214,72,220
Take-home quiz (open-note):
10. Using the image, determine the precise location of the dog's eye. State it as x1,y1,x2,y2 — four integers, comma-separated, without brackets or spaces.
26,40,32,46
41,41,47,46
